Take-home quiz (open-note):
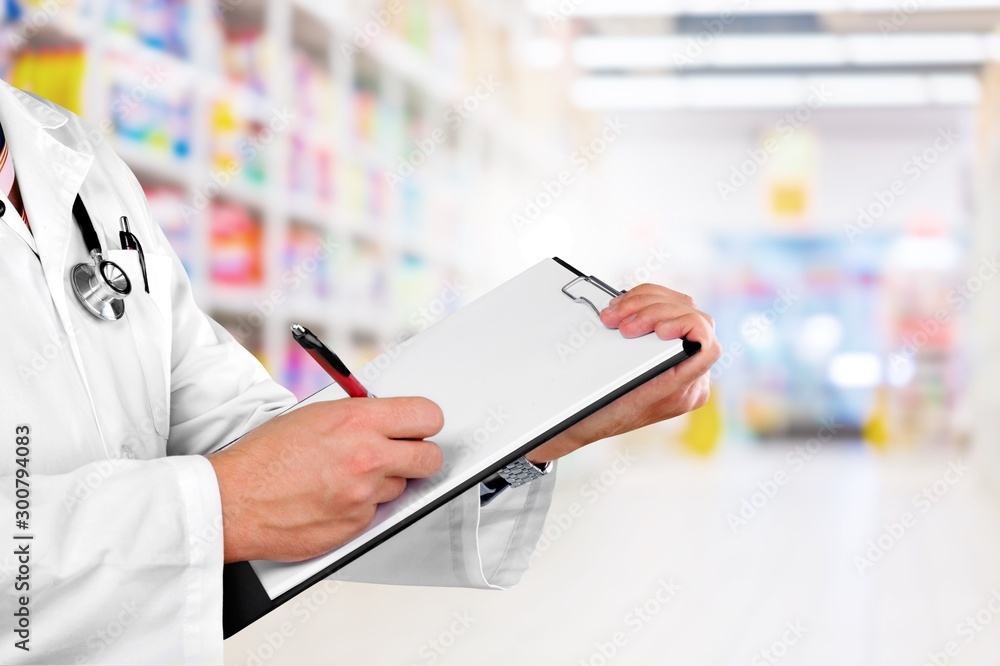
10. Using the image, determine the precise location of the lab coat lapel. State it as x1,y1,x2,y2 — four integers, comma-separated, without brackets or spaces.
0,89,93,333
0,82,107,445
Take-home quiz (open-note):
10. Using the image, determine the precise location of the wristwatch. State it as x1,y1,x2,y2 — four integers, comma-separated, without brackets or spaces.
480,456,551,506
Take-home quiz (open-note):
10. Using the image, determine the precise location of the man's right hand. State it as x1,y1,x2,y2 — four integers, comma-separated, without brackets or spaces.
207,397,445,563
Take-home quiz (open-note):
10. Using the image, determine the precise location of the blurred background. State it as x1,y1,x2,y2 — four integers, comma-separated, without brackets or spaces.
4,0,1000,663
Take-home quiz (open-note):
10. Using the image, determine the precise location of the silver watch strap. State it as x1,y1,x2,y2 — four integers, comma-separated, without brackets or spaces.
497,456,549,488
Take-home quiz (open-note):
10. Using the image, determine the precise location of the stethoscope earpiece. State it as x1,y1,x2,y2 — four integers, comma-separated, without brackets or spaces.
71,250,130,321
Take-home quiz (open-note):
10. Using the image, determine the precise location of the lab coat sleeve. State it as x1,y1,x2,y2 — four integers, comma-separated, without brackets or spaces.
0,455,223,665
333,467,558,589
125,165,556,590
123,172,298,458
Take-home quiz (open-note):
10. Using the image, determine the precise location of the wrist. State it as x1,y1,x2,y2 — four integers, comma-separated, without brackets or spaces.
208,452,257,563
526,430,588,465
525,451,549,465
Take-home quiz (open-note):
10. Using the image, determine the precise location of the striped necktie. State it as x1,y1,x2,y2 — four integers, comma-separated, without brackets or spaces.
0,124,30,233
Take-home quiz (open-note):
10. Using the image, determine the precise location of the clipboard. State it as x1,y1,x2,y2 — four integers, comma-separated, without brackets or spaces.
223,257,699,637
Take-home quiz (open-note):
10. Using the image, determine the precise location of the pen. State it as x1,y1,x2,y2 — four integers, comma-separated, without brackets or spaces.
290,324,375,398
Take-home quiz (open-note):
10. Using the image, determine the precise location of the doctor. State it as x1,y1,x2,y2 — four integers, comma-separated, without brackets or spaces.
0,79,721,664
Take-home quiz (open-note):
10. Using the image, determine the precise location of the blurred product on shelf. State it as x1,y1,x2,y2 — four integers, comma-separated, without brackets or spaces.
106,51,193,158
880,227,963,449
209,201,263,287
287,49,338,206
354,86,378,143
379,93,405,156
289,131,335,205
283,223,331,300
6,0,89,36
341,161,364,218
292,49,336,124
396,172,422,243
10,46,86,114
107,0,190,59
333,237,386,323
398,0,430,52
385,0,463,81
222,27,270,96
365,165,387,222
144,185,194,274
209,99,266,186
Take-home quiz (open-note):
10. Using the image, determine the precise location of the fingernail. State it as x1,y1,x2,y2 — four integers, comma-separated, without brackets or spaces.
604,296,622,313
622,313,637,325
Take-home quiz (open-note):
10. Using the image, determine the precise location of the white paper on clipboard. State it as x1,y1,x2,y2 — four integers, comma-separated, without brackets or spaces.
249,257,693,599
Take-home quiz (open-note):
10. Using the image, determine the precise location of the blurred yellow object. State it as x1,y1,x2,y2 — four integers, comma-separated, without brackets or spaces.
862,386,892,449
209,100,242,172
11,47,86,115
679,388,723,456
770,179,808,217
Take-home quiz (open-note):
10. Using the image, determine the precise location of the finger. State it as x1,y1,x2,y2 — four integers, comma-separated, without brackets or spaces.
616,304,712,342
618,282,693,302
658,356,715,399
379,439,444,479
600,294,695,328
654,317,722,377
623,283,698,307
366,396,445,439
373,476,408,504
648,310,716,345
609,285,697,310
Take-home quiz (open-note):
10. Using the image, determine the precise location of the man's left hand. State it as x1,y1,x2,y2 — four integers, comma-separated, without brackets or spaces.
527,283,721,464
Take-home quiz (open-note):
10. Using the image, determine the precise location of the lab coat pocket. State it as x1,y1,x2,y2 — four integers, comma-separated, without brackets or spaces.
106,249,173,439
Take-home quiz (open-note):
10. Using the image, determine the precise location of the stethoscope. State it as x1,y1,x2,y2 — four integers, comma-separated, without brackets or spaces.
68,194,148,321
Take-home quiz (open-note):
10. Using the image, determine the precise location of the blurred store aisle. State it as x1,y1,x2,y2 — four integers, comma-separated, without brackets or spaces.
225,436,1000,666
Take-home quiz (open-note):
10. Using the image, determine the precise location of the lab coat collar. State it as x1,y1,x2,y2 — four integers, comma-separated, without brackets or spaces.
0,78,71,131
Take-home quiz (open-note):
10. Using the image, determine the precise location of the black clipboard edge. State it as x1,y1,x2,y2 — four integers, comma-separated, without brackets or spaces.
223,257,700,638
552,256,584,277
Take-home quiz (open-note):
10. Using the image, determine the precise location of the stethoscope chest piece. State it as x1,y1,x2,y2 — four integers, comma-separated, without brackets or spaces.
71,250,130,321
69,193,144,322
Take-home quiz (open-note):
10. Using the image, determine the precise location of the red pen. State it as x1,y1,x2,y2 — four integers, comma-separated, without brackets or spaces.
290,324,374,398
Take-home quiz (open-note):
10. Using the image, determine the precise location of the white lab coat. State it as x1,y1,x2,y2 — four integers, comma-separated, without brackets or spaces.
0,80,556,665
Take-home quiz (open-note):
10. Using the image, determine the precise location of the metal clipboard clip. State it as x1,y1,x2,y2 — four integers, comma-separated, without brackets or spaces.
561,274,623,317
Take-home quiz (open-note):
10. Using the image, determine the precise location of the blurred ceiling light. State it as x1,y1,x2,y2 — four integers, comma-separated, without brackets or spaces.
571,73,980,108
711,35,846,68
847,33,1000,65
517,37,564,69
572,34,1000,71
528,0,1000,17
827,352,882,388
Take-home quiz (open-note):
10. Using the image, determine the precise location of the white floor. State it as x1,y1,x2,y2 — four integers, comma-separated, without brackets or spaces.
225,434,1000,666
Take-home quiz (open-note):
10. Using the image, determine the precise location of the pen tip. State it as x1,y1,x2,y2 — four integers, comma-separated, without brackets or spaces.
290,324,305,336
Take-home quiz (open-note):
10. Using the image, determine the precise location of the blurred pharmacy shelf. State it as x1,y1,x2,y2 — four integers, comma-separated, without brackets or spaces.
0,0,569,399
